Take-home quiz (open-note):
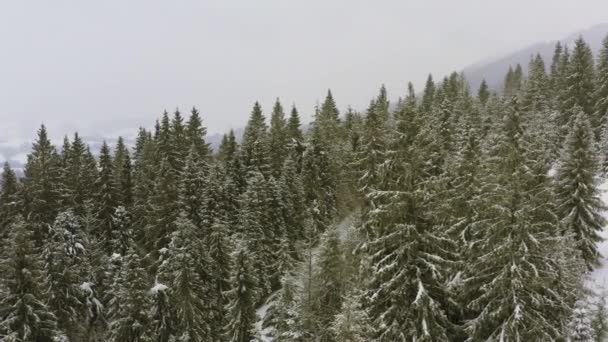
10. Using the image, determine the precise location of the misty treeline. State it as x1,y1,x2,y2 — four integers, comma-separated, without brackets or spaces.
2,34,608,342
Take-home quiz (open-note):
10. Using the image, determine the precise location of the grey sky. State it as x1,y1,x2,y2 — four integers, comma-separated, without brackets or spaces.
1,0,607,143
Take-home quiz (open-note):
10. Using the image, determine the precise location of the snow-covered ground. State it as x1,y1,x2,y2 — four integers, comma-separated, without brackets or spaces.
254,212,358,342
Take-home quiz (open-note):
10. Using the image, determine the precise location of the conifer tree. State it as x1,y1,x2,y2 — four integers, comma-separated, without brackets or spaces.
269,98,289,177
421,74,436,113
113,137,133,208
465,103,583,341
21,125,63,245
96,141,117,251
44,210,88,338
149,281,174,342
563,37,596,124
111,206,132,256
568,300,595,341
0,162,19,236
208,221,232,341
594,35,608,137
224,245,258,342
158,215,212,341
0,216,58,340
287,105,304,145
241,102,270,174
556,109,606,267
312,229,345,340
178,147,209,233
108,245,152,342
477,79,490,106
330,293,372,342
186,106,211,161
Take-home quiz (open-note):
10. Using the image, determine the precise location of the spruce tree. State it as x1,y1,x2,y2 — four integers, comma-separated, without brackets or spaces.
44,210,88,338
268,98,289,177
96,141,117,251
477,79,490,106
21,125,63,245
0,162,19,237
555,109,606,268
465,103,583,340
186,106,211,161
0,216,58,340
421,74,436,113
107,245,152,342
594,34,608,137
113,136,133,208
224,245,258,342
158,215,212,341
240,102,270,174
563,37,596,124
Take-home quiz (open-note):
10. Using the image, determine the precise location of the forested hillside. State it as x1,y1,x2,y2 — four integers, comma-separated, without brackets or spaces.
2,34,608,342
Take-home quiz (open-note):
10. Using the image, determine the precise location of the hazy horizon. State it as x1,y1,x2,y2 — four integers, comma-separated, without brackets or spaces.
1,0,608,149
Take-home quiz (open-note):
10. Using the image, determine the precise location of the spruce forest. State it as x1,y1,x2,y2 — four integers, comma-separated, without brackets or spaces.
4,33,608,342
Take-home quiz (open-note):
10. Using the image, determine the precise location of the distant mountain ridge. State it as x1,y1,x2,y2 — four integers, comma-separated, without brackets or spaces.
462,23,608,93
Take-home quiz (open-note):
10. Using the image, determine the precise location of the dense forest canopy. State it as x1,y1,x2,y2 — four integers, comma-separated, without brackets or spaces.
2,34,608,341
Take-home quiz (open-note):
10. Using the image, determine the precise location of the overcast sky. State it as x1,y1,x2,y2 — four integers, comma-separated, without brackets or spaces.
1,0,608,143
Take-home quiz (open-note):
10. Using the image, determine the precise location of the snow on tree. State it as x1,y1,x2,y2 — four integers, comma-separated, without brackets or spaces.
157,214,213,341
568,299,596,342
0,216,58,340
224,244,258,342
556,109,606,268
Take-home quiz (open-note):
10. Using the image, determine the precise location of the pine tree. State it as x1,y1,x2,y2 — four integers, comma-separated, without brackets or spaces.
0,162,19,237
330,293,373,342
465,103,583,341
96,141,117,251
268,98,289,177
556,109,606,268
208,221,232,341
113,137,133,208
108,245,152,342
594,34,608,138
287,105,304,145
312,229,345,340
158,215,212,341
477,79,490,106
421,74,436,113
568,300,595,341
0,216,58,340
241,102,270,174
186,106,211,161
21,125,63,245
111,206,132,256
563,37,596,123
44,210,88,338
149,281,174,342
224,245,258,342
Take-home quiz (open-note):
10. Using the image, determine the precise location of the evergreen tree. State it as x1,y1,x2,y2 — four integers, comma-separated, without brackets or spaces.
240,102,270,174
186,106,211,161
268,98,289,177
556,109,606,268
330,293,372,342
568,300,595,341
594,34,608,137
0,162,19,236
208,221,232,341
0,216,58,340
44,210,88,338
312,229,345,340
158,215,212,341
477,79,490,106
563,37,596,123
465,103,583,341
421,74,436,113
96,141,117,251
108,246,152,342
224,245,258,342
113,137,133,208
21,125,63,245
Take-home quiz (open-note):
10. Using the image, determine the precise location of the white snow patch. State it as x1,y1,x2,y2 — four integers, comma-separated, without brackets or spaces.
79,282,94,295
255,302,274,342
150,281,168,294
